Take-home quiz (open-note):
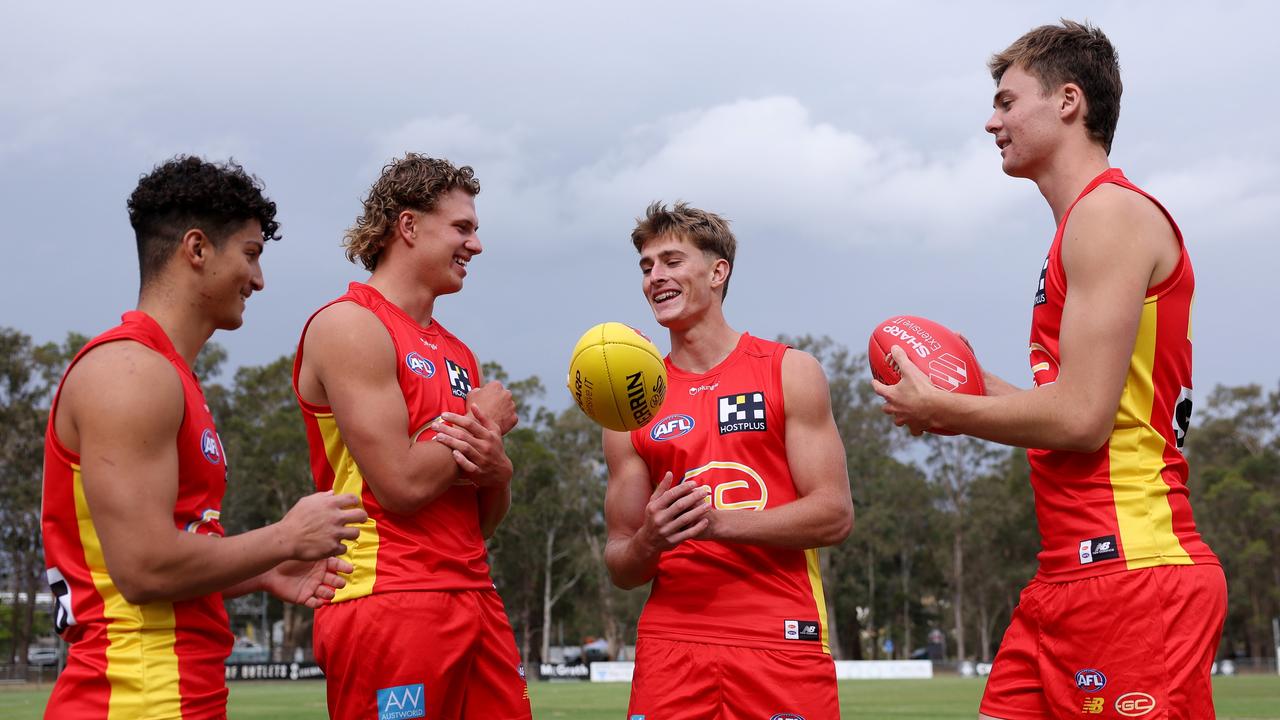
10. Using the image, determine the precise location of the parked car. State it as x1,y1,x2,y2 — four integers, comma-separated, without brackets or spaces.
227,639,269,663
28,647,59,666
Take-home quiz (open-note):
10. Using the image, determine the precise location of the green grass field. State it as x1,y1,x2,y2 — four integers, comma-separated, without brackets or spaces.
4,675,1279,718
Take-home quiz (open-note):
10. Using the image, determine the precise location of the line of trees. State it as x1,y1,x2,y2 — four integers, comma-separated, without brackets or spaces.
2,327,1277,670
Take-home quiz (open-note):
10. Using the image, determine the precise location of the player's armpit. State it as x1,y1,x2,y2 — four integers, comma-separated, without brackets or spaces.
302,302,461,514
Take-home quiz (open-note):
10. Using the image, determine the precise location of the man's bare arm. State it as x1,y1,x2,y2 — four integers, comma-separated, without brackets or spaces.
602,430,710,589
874,186,1180,450
698,349,854,548
302,303,473,514
67,343,364,605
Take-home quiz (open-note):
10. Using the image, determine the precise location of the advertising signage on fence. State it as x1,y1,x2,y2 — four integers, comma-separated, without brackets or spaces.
538,663,590,681
225,662,324,681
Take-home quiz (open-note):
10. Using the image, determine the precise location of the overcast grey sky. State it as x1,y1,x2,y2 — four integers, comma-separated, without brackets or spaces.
2,1,1276,412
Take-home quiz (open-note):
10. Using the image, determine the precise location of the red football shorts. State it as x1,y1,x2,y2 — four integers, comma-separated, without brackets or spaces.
628,636,839,719
314,589,531,720
980,564,1226,719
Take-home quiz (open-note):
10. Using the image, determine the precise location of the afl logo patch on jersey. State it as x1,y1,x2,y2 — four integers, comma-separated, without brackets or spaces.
650,414,694,441
406,352,436,378
200,429,222,465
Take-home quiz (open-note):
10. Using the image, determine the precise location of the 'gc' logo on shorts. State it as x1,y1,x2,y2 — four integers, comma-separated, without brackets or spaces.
1115,692,1156,717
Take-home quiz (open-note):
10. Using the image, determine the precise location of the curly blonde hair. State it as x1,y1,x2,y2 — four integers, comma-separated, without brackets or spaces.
344,153,481,271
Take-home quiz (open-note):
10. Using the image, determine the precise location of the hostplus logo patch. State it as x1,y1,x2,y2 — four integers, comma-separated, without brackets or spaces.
376,683,425,719
1033,255,1049,306
405,352,436,378
446,358,472,398
718,392,766,434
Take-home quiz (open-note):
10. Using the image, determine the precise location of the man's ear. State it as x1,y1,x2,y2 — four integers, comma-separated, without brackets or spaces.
397,210,418,247
1059,82,1084,121
180,228,210,268
710,257,730,291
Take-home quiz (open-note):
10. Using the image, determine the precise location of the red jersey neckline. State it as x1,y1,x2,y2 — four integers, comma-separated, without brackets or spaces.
347,282,442,336
665,331,751,380
119,310,197,381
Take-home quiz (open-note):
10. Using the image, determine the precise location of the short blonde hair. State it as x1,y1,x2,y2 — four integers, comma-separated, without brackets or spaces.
631,201,736,300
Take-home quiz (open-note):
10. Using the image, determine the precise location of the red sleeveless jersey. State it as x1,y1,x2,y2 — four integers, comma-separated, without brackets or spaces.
1027,168,1218,581
293,282,493,600
42,311,233,719
630,333,831,653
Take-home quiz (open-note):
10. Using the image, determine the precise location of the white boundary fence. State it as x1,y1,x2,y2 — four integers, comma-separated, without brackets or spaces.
586,660,933,683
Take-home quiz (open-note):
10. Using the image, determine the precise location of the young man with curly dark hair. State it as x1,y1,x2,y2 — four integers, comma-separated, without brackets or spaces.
292,153,530,719
41,156,368,719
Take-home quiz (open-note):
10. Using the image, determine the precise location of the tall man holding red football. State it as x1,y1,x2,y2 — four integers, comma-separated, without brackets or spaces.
874,20,1226,720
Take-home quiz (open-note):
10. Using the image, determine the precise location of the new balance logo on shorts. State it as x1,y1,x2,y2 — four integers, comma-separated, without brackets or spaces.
718,392,766,434
376,683,425,720
446,358,472,398
1078,535,1121,565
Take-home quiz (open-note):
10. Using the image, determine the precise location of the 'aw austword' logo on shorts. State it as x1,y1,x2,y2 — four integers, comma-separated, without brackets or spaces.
377,683,425,720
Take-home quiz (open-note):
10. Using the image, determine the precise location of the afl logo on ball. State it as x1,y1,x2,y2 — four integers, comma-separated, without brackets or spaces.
651,414,694,442
1074,668,1106,692
200,429,222,465
405,352,436,378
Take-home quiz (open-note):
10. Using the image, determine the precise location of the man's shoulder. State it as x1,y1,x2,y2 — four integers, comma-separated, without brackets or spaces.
66,339,176,391
61,340,184,434
1070,182,1170,236
306,300,389,347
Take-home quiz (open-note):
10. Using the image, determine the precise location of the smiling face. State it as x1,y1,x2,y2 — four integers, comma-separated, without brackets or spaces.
985,64,1066,179
200,219,265,330
412,188,481,296
639,233,728,331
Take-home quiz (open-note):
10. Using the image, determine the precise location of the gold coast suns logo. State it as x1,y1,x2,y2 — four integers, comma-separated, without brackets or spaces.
1029,342,1060,387
681,461,768,511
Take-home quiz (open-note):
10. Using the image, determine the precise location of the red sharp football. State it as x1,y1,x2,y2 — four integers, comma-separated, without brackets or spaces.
868,315,986,396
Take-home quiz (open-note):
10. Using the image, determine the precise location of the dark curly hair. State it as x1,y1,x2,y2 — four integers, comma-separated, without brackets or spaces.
128,156,281,285
345,154,480,271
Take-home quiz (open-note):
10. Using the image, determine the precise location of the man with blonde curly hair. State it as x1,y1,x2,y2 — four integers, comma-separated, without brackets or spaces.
293,153,530,719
